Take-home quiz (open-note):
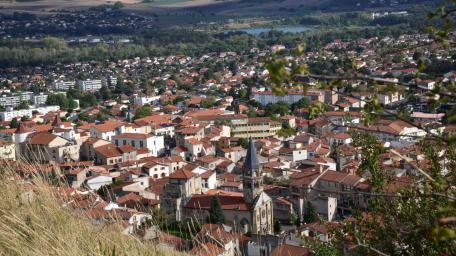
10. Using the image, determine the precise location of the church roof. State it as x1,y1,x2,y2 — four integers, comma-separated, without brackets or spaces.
185,194,251,211
243,138,260,170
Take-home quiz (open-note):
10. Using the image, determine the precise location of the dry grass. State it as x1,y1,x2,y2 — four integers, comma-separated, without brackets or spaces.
0,166,178,256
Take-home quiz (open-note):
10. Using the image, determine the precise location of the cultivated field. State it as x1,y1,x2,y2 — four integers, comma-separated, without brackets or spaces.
0,0,329,15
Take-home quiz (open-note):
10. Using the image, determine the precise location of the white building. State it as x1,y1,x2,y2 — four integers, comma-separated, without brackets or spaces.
54,80,76,91
32,93,48,105
79,79,103,92
252,91,308,105
0,105,60,121
86,175,113,190
133,95,161,106
113,133,165,157
0,92,33,108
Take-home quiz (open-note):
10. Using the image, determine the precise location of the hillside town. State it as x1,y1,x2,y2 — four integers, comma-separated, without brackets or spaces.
0,31,455,256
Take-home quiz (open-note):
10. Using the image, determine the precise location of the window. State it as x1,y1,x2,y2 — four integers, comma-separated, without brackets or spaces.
123,140,127,146
132,141,136,147
140,141,144,148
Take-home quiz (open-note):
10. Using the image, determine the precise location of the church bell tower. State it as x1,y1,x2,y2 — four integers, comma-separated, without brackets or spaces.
242,138,263,204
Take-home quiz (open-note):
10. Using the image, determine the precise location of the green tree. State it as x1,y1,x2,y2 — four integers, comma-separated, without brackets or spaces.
46,94,77,110
16,101,29,110
274,220,281,233
79,94,97,108
133,105,152,120
208,196,226,224
289,212,300,227
291,97,310,111
228,61,238,74
265,101,290,117
239,138,248,149
10,118,19,129
303,201,319,223
113,1,124,9
99,86,112,101
201,96,217,108
308,102,326,119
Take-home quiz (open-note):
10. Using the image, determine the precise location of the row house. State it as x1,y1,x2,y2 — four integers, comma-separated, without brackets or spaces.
113,133,165,157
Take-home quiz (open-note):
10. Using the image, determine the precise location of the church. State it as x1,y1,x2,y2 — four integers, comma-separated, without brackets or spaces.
162,138,274,235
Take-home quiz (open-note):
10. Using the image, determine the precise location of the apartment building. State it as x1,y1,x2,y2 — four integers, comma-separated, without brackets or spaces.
230,117,281,139
0,105,60,121
32,93,48,106
252,90,307,105
53,80,76,91
79,79,103,92
0,92,33,108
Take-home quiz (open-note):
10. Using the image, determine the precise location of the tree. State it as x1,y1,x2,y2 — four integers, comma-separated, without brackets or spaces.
115,77,126,94
277,126,296,138
289,212,300,227
99,86,112,101
239,138,248,149
265,101,290,117
79,94,97,108
291,97,310,111
308,102,326,119
133,105,152,120
16,101,29,110
303,201,319,223
201,96,217,108
208,196,226,224
274,220,281,233
113,1,124,9
46,94,77,110
10,118,19,129
228,61,238,74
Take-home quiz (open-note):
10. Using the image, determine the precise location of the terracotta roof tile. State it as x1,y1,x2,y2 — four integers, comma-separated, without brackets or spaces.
169,169,194,179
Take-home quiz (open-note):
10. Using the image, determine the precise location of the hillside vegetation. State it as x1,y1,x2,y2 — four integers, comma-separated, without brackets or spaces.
0,165,174,256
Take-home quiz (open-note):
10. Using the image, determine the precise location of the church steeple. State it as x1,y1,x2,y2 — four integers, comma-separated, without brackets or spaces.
242,138,263,204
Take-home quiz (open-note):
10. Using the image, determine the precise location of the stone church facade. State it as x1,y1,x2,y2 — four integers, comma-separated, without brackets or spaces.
162,138,273,235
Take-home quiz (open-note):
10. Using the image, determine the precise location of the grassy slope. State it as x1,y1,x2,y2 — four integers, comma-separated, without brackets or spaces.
0,169,177,256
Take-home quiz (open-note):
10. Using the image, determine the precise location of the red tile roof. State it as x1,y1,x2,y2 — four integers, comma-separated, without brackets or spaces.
95,144,122,158
168,169,194,179
113,133,153,139
27,132,59,145
185,195,250,211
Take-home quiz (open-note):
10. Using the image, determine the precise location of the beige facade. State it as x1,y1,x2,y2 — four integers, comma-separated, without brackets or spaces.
21,134,80,163
230,117,281,139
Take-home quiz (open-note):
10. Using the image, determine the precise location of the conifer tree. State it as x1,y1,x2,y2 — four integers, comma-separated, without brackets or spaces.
303,201,319,223
209,195,226,224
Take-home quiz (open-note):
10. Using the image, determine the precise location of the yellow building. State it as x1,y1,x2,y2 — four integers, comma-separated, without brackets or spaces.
230,117,281,139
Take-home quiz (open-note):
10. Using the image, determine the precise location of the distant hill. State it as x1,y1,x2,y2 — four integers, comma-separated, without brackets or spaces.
0,0,442,15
